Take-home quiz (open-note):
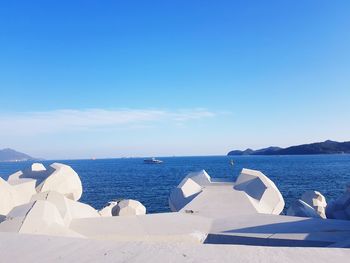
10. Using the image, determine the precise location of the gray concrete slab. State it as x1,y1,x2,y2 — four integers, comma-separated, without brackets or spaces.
70,212,212,243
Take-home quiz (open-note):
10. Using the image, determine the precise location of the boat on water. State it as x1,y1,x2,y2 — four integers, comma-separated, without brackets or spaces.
144,157,163,164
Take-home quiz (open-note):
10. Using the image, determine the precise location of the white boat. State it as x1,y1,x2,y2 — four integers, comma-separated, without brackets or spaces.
144,157,163,164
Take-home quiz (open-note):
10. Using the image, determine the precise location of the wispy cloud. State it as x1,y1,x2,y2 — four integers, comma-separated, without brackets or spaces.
0,108,216,136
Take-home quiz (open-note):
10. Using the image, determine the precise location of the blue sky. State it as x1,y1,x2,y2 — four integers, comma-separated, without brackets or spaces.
0,0,349,159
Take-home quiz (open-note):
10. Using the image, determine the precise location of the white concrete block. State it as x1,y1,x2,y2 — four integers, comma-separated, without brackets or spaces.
168,170,212,212
37,163,82,201
31,191,100,225
178,178,202,198
31,163,46,172
7,171,23,181
8,179,37,206
31,191,72,225
301,190,327,218
287,199,322,218
169,178,203,212
99,201,119,217
0,199,87,238
8,163,83,201
184,170,211,186
0,178,18,216
65,198,101,219
1,200,65,235
113,199,146,216
234,168,285,215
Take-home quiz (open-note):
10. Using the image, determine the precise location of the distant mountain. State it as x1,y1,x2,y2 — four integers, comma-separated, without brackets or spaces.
227,146,281,156
0,148,36,162
227,140,350,156
227,148,255,155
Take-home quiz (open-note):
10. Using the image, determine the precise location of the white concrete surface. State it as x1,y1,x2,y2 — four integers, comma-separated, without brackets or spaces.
0,232,349,263
70,212,211,243
209,213,350,246
1,163,350,262
180,182,257,218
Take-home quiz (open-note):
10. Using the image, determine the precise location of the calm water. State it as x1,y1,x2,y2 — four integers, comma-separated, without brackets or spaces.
1,155,350,214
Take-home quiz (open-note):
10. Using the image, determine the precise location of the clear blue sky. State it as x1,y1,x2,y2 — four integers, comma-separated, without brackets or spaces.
0,0,349,159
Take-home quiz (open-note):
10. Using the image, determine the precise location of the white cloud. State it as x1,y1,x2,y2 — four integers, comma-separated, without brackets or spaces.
0,108,216,136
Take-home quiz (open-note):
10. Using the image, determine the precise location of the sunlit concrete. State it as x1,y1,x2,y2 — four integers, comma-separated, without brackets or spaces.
0,232,349,263
1,163,350,262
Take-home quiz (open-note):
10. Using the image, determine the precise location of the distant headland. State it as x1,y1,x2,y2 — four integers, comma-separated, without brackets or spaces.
227,140,350,156
0,148,36,162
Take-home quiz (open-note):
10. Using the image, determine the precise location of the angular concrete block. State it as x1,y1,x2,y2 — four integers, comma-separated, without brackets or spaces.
31,163,46,172
179,178,203,198
0,178,18,216
99,201,119,217
31,191,100,225
113,199,146,216
8,163,83,201
168,170,212,212
301,190,327,218
65,198,100,219
37,163,83,201
185,170,211,186
31,191,72,225
1,200,65,235
287,199,322,218
8,179,37,206
234,168,285,215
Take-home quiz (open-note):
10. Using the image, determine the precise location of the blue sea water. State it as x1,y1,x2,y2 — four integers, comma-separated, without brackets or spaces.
1,155,350,214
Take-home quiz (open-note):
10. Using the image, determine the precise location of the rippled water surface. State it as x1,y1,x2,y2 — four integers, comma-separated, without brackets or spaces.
1,155,350,213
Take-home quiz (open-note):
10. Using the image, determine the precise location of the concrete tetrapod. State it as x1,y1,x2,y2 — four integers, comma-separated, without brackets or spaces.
0,178,18,216
169,170,210,212
8,163,83,201
8,179,37,206
113,199,146,216
99,201,119,216
301,190,327,218
287,199,322,218
31,191,100,225
234,168,285,215
0,200,83,237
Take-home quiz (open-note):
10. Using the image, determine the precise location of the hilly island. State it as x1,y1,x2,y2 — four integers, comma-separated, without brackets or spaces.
0,148,36,162
227,140,350,156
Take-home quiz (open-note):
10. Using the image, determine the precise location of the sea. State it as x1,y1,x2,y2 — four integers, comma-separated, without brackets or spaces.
1,155,350,214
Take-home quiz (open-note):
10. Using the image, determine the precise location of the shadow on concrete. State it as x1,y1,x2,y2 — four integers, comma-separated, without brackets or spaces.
205,217,350,248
